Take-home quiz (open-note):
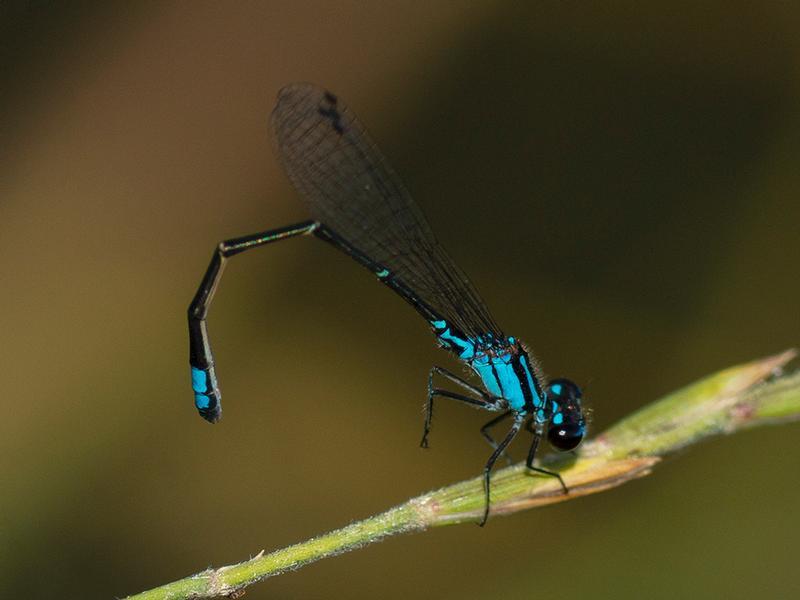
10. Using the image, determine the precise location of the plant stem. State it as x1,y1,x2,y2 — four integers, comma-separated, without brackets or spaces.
126,349,799,600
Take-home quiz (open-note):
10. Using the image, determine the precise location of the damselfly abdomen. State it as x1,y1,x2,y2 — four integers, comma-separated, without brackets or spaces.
188,83,586,525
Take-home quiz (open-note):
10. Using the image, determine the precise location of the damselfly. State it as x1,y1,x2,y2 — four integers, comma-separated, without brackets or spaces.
188,83,586,525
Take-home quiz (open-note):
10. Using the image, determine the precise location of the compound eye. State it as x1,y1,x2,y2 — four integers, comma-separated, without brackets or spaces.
547,378,582,402
546,377,585,451
547,421,584,451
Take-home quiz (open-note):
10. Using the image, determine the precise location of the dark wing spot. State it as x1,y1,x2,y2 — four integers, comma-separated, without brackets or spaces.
317,90,344,134
318,106,345,135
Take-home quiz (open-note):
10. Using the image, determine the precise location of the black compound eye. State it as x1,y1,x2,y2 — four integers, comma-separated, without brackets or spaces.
546,377,585,451
547,422,584,451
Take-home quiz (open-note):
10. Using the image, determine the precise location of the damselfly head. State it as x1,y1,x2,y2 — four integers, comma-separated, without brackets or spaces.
545,378,586,451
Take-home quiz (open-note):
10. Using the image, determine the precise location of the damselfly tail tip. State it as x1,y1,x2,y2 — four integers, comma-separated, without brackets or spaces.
191,365,222,423
198,402,222,424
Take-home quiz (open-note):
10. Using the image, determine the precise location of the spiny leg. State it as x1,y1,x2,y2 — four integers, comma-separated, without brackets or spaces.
188,220,319,422
421,389,493,448
525,421,568,494
480,411,516,466
421,366,500,448
480,416,523,527
431,365,490,397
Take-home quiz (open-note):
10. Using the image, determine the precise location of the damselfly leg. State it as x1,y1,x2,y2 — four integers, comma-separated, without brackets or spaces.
422,366,504,448
524,419,568,493
480,410,516,465
480,415,524,526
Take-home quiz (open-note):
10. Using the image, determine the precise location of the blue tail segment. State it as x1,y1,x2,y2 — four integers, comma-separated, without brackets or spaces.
191,365,221,423
187,220,319,425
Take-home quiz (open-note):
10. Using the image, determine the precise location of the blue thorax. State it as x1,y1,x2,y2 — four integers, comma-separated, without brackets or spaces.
431,320,547,417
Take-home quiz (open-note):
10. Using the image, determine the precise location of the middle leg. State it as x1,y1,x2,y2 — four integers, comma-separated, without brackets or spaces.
420,366,502,448
479,415,524,526
480,411,516,466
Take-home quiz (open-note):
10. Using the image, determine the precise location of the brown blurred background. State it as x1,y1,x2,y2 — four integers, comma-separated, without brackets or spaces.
3,2,800,598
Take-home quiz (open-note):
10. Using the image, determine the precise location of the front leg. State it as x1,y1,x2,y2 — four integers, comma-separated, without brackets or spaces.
420,366,503,448
524,420,568,494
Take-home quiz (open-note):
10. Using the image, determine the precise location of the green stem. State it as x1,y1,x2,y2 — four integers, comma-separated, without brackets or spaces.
127,349,799,600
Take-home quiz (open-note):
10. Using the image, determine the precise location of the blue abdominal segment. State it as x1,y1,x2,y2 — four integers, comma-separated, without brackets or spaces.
431,320,475,360
191,366,213,410
191,366,207,393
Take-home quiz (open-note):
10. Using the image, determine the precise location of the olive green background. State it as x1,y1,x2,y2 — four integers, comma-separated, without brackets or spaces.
3,3,799,598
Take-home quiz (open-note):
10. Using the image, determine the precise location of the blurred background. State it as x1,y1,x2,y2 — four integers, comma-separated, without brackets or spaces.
3,2,800,598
